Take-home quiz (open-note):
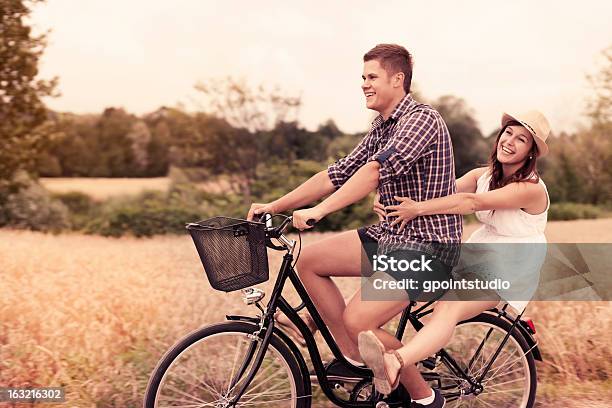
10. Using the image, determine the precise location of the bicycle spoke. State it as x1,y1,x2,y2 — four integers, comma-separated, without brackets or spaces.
484,377,526,391
471,339,509,379
237,398,297,406
225,355,289,399
431,319,533,408
149,326,301,408
468,328,495,371
473,397,499,408
227,335,249,394
242,360,284,390
162,383,209,405
483,352,525,382
157,398,219,408
240,390,300,405
473,347,515,380
173,363,224,398
481,387,525,395
239,369,291,400
483,367,525,385
485,343,536,384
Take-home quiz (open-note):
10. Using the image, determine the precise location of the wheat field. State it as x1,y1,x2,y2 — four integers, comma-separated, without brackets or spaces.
1,220,612,407
39,177,231,200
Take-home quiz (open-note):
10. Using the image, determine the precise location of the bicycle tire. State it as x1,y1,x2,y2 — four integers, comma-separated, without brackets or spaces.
144,321,311,408
413,312,537,408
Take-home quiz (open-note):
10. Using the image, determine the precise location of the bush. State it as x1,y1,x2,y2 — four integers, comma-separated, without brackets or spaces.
0,171,70,232
86,203,202,237
52,191,98,230
84,191,201,237
83,183,248,237
251,159,380,232
548,202,605,221
53,191,96,214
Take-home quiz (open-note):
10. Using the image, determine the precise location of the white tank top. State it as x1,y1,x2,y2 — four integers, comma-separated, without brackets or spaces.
467,171,549,243
460,170,549,312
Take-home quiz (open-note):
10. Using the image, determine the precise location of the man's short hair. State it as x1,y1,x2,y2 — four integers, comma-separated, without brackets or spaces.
363,44,413,94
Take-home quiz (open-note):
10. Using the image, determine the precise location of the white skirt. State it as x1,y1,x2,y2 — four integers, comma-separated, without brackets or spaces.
455,225,547,313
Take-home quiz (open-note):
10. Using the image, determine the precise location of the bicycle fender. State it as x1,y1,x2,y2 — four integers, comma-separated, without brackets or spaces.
486,311,542,361
516,320,543,361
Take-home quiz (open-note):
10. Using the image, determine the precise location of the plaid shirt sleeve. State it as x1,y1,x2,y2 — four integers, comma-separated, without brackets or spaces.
371,109,439,184
327,132,374,190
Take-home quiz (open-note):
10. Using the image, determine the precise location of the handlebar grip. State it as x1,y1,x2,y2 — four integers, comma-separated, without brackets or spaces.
254,212,272,226
306,219,316,227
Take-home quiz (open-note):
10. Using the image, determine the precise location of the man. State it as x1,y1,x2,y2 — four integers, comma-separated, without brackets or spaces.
248,43,461,407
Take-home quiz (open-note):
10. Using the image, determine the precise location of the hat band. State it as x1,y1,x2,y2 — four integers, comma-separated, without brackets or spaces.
521,121,537,137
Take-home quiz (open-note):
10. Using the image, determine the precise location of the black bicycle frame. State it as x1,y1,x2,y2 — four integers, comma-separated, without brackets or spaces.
228,247,536,407
404,301,530,395
229,250,382,407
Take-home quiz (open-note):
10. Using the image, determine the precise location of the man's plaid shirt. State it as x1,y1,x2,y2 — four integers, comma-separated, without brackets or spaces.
327,94,462,265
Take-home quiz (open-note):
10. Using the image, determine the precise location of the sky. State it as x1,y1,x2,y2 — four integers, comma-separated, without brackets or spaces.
31,0,612,135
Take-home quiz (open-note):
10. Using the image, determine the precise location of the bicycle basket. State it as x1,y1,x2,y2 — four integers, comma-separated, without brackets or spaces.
186,216,269,292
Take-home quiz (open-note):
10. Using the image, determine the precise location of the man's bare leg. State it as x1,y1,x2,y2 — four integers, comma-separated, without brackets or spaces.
294,229,364,361
343,290,433,400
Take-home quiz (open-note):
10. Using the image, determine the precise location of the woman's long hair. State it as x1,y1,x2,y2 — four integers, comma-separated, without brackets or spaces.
488,120,540,192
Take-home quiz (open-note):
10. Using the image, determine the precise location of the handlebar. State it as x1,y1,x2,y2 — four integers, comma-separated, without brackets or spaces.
253,213,316,253
255,213,316,234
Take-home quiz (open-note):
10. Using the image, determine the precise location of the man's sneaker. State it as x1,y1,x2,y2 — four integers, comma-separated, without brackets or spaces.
411,388,446,408
309,359,366,383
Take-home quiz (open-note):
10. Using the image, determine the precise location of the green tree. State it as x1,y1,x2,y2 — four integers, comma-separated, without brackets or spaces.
194,78,302,201
544,47,612,207
94,107,138,176
195,77,301,133
433,95,488,176
126,120,152,174
145,117,171,176
587,45,612,126
38,113,96,176
0,0,57,180
543,132,586,203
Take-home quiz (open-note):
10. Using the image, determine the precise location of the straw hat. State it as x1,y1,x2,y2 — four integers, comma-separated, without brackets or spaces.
501,110,551,157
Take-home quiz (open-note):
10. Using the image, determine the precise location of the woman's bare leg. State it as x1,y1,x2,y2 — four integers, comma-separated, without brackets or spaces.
394,300,500,366
355,298,499,398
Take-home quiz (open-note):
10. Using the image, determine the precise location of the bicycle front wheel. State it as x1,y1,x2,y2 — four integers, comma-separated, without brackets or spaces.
144,321,310,408
426,312,537,408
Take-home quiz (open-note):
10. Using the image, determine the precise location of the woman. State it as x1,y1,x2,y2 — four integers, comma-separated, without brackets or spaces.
358,110,551,402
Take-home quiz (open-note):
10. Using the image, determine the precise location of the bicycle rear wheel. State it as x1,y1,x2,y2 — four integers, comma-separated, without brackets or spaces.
144,321,310,408
422,313,537,408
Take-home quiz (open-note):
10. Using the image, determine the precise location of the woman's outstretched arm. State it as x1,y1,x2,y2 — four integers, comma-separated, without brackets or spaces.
386,181,546,232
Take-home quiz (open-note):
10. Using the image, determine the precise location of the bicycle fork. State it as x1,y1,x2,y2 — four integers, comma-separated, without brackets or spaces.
227,254,295,407
226,315,277,407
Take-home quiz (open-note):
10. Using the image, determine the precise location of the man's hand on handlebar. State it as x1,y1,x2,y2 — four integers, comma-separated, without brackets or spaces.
247,203,277,221
292,207,323,230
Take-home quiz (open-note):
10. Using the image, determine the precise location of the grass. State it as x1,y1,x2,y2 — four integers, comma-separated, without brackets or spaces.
39,177,232,201
1,227,611,407
39,177,172,201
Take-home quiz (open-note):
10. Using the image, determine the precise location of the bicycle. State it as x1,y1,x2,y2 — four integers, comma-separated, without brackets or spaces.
144,214,542,407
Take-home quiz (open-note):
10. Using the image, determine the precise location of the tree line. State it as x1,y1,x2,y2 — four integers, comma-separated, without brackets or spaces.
1,0,610,234
33,93,489,188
